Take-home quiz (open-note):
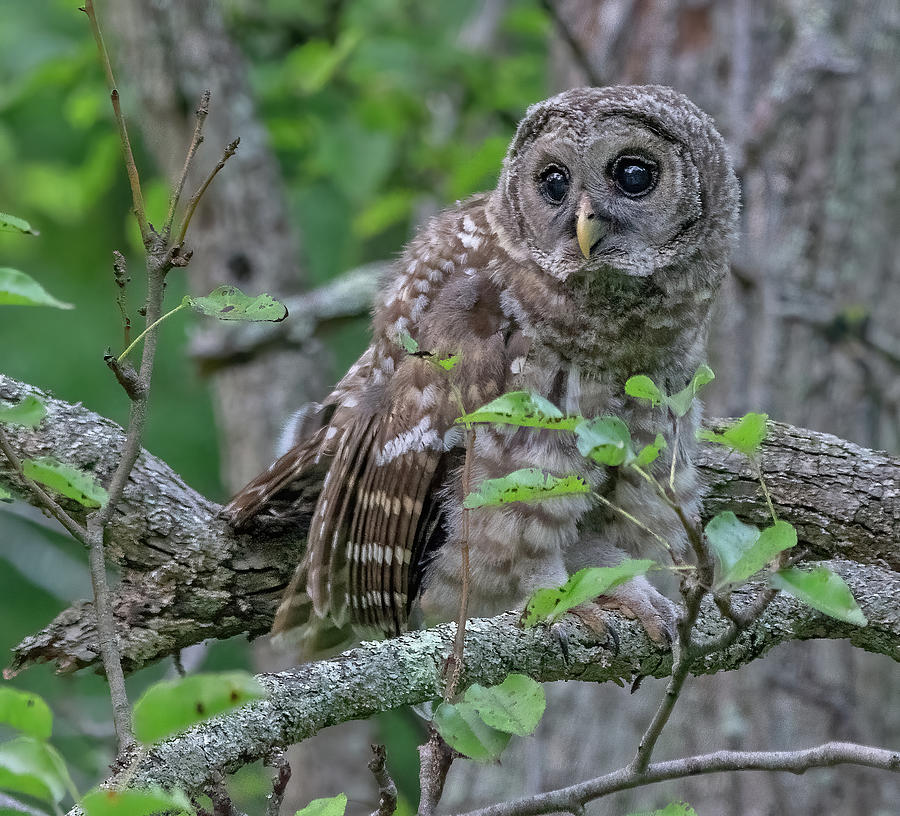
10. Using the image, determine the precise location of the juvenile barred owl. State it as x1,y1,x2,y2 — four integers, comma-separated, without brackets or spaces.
226,86,740,650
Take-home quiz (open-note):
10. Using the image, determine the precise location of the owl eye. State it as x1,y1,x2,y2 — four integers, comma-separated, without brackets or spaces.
538,165,570,205
611,155,658,197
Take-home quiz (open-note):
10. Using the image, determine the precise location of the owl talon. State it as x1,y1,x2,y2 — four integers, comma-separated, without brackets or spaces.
597,576,680,647
550,622,570,664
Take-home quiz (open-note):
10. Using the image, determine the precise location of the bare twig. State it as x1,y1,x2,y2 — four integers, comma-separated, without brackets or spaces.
164,90,211,238
112,250,131,348
538,0,603,86
450,742,900,816
418,727,455,816
265,753,291,816
367,745,398,816
80,0,149,243
176,138,240,246
0,425,87,544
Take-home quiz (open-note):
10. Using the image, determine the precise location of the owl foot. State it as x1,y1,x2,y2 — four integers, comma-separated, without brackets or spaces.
596,576,679,646
551,603,620,664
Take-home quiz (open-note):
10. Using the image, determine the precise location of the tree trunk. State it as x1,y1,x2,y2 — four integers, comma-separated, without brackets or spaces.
442,2,899,813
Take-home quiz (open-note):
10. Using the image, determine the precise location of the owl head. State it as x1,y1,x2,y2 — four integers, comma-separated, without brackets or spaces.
487,86,740,285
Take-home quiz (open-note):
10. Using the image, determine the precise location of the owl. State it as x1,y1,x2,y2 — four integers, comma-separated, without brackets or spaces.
226,86,740,651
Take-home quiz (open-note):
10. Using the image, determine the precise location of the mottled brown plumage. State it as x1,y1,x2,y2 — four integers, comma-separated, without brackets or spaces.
226,85,740,650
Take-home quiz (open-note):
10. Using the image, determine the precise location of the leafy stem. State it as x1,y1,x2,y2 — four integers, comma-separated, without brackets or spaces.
117,302,188,364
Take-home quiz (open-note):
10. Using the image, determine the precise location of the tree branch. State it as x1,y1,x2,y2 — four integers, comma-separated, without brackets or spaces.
0,371,897,677
84,569,899,797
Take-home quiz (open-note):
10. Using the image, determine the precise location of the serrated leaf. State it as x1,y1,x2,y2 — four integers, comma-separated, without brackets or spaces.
81,787,194,816
698,413,768,456
712,519,797,589
432,702,511,761
436,354,459,371
463,468,588,509
0,269,72,309
0,737,76,805
574,416,633,466
770,566,867,626
457,391,578,430
522,560,656,627
666,364,715,417
0,213,38,236
294,794,348,816
463,674,545,736
628,803,697,816
183,287,287,322
395,328,419,354
0,397,46,429
625,375,664,407
132,672,266,744
22,458,108,509
634,433,667,467
0,688,52,740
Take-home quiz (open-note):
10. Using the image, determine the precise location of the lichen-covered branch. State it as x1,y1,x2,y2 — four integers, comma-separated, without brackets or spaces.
0,372,897,677
106,563,899,796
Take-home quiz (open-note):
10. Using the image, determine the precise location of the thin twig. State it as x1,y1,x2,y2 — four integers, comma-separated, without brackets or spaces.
450,742,900,816
593,492,671,553
112,250,131,348
538,0,603,86
265,753,291,816
0,425,88,544
80,1,149,243
175,138,240,246
367,744,398,816
418,727,455,816
164,90,211,238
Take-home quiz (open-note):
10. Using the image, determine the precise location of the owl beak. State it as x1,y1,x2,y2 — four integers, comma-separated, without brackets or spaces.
576,194,607,259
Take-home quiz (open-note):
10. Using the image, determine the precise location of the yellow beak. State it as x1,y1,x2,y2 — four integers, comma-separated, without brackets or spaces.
576,193,605,259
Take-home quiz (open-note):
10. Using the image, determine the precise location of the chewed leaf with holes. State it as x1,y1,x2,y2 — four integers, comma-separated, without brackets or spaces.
81,787,195,816
574,416,633,466
0,737,76,805
132,671,266,744
0,268,73,309
698,413,768,456
463,468,588,509
770,566,867,626
0,688,52,739
522,560,656,627
0,396,46,428
22,458,108,508
184,286,288,322
457,391,579,430
464,674,545,736
432,702,511,761
0,212,38,235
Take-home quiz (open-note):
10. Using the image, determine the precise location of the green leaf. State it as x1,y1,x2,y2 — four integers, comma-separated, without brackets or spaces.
435,354,459,371
698,413,768,456
574,416,633,466
625,375,664,407
628,803,697,816
463,468,588,510
0,737,76,805
294,794,348,816
0,213,38,236
81,787,194,816
666,364,715,417
457,391,578,431
183,287,288,322
0,268,73,309
0,396,47,429
522,560,656,627
432,702,511,761
0,688,52,740
712,518,797,589
395,328,419,354
132,671,267,744
463,674,545,736
22,458,108,509
634,433,667,467
770,566,868,626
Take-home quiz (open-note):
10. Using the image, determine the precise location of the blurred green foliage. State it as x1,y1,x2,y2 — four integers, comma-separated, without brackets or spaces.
0,0,551,800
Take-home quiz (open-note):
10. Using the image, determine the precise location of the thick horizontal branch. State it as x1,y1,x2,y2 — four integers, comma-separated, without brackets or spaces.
0,371,898,676
110,563,898,795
